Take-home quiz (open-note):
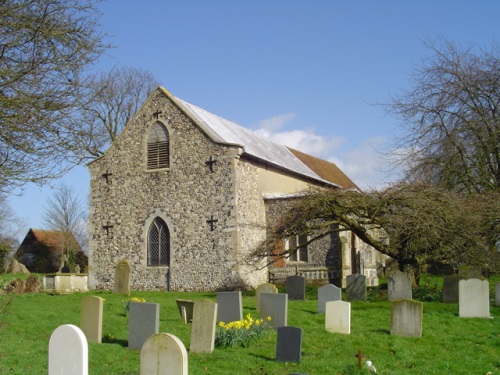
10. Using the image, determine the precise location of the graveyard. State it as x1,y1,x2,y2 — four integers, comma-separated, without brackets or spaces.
0,273,499,374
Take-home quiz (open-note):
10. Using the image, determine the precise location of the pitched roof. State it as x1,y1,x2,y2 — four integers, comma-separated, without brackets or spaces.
23,229,82,253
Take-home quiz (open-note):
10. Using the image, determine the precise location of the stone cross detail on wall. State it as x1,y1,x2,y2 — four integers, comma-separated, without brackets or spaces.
102,223,114,236
101,170,113,184
205,156,217,173
206,215,218,231
152,109,163,119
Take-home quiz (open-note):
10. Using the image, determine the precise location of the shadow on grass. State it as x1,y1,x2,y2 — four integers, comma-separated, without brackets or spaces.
249,353,275,361
102,336,128,347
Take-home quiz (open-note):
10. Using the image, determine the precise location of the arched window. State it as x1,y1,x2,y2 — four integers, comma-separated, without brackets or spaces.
147,217,170,267
147,121,169,169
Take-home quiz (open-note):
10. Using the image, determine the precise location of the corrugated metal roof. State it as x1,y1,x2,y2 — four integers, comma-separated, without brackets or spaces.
175,97,340,187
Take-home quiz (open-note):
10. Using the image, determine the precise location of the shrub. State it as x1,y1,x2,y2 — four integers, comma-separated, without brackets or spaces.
215,314,271,348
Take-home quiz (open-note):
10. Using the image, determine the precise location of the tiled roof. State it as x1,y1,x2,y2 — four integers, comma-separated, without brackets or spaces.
29,229,82,252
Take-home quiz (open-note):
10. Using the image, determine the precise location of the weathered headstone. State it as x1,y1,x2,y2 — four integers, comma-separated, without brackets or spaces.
442,274,464,303
114,259,131,295
459,279,490,318
216,291,242,323
496,282,500,307
176,299,194,324
388,271,412,301
325,300,351,334
346,274,366,301
80,296,103,343
49,324,88,375
255,283,278,310
190,299,217,353
286,275,306,300
260,293,288,329
390,299,423,337
276,326,302,363
128,301,159,349
140,333,188,375
317,284,341,313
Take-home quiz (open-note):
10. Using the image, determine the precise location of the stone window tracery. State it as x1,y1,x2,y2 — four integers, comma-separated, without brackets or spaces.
147,217,170,267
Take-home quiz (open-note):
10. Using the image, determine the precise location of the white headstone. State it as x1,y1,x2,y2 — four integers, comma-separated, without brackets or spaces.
49,324,88,375
325,300,351,334
140,333,188,375
459,279,490,318
390,299,423,337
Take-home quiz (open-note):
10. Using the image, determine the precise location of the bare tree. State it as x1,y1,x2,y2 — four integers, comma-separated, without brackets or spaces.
0,194,24,271
0,0,108,193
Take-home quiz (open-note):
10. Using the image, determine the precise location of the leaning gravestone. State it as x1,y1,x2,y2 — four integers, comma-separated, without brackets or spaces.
442,274,464,303
140,333,188,375
49,324,88,375
318,284,341,313
190,299,217,353
216,291,242,323
176,299,194,324
128,301,159,350
388,271,412,301
255,283,278,310
459,279,490,318
260,293,288,329
325,300,351,334
276,326,302,363
286,275,306,300
346,274,366,301
80,296,103,343
496,282,500,307
114,259,131,295
390,299,423,337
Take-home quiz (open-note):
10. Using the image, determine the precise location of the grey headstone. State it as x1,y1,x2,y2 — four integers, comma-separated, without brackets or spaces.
459,279,490,318
190,299,217,353
325,300,351,334
276,326,302,363
286,276,306,300
390,299,423,337
49,324,88,375
442,274,464,303
128,302,159,349
176,299,194,324
346,274,366,301
80,296,103,343
114,260,131,295
216,291,242,323
496,282,500,307
255,283,278,310
317,284,341,313
140,333,188,375
388,271,412,301
260,293,288,329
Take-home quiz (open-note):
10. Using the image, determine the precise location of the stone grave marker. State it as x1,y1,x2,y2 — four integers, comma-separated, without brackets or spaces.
325,300,351,334
260,293,288,329
129,301,159,349
346,274,366,301
459,279,490,318
390,299,423,337
216,291,242,323
286,275,306,300
255,283,278,310
388,271,412,301
80,295,103,343
442,274,464,303
317,284,341,313
496,282,500,307
176,299,194,324
140,333,188,375
190,299,217,353
49,324,88,375
276,326,302,363
113,259,131,295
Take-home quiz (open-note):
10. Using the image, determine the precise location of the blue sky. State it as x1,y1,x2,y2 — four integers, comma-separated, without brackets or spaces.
7,0,500,240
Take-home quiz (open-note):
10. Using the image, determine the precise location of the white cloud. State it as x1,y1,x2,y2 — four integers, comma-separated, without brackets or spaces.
258,113,297,131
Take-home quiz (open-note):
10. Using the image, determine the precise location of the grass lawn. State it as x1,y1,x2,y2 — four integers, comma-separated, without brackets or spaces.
0,274,498,374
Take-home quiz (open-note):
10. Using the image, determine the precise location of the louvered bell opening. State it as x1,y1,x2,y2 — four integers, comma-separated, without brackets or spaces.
147,141,169,169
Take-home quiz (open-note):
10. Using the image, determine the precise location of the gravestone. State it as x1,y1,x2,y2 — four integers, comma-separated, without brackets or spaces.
459,279,490,318
140,333,188,375
442,274,464,303
129,301,159,349
325,300,351,334
114,259,131,295
216,291,242,323
388,271,412,301
286,275,306,300
317,284,341,313
496,282,500,307
190,299,217,353
176,299,194,324
49,324,88,375
255,283,278,310
80,296,103,343
260,293,288,329
390,299,423,337
276,326,302,363
346,274,366,301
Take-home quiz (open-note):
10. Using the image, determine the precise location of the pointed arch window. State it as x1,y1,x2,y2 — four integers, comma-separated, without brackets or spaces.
147,217,170,267
147,121,169,170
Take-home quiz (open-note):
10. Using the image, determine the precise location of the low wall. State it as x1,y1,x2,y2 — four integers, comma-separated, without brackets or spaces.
43,274,88,293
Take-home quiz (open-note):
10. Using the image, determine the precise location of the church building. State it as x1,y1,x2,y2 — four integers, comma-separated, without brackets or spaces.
88,87,382,291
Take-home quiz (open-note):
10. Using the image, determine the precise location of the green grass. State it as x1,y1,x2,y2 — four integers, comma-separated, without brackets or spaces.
0,274,499,374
